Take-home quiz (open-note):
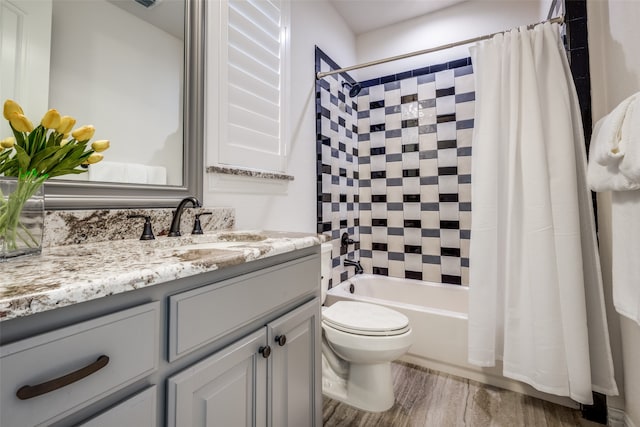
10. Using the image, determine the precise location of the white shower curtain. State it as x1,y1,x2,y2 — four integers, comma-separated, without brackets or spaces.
468,22,618,404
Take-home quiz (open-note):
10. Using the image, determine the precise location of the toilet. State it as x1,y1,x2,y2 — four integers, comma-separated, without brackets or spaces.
320,243,412,412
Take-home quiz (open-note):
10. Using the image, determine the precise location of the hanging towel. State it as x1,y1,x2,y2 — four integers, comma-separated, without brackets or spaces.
611,191,640,327
587,91,640,191
592,92,639,165
588,92,640,327
587,120,640,192
618,95,640,182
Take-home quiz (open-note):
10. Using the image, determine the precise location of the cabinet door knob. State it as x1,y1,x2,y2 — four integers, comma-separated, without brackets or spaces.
259,345,271,359
275,335,287,346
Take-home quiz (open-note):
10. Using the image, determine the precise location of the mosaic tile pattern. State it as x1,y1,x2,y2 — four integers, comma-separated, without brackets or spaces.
316,50,475,286
315,47,360,288
356,61,474,286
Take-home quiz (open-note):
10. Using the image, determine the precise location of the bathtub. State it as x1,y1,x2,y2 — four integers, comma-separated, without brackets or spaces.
324,274,579,408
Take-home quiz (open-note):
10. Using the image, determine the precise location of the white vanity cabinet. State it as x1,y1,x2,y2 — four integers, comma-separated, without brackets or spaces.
167,299,320,427
0,246,321,426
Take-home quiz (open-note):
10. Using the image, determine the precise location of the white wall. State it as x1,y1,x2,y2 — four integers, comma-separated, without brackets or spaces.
354,0,546,81
203,0,357,231
49,0,183,185
588,0,640,424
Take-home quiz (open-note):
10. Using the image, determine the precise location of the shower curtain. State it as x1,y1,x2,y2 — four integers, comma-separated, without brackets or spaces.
467,22,618,404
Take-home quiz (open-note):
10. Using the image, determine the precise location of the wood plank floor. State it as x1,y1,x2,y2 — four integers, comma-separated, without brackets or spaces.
323,362,602,427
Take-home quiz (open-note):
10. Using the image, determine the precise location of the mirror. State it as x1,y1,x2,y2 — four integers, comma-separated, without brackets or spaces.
0,0,203,209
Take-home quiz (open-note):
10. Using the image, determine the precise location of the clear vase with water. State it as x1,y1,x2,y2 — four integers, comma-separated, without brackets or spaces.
0,176,45,261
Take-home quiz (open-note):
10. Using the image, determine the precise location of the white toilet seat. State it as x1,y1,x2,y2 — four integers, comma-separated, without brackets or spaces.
322,301,410,336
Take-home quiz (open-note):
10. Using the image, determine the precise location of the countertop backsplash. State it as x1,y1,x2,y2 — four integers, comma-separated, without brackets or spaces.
43,207,236,248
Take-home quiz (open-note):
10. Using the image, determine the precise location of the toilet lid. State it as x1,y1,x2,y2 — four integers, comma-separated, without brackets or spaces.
322,301,410,336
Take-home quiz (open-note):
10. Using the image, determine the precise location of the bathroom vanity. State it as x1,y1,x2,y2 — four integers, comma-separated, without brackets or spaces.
0,231,322,426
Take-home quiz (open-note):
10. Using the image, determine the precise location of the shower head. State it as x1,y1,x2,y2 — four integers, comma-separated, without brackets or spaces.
342,81,362,97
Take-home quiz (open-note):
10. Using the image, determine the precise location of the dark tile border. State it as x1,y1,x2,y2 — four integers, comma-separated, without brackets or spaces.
360,57,472,88
315,46,358,85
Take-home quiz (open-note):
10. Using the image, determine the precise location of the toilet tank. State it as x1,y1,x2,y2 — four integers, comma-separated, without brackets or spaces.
320,243,333,304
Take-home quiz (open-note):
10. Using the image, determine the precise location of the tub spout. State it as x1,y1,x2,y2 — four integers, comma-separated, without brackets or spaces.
344,258,364,274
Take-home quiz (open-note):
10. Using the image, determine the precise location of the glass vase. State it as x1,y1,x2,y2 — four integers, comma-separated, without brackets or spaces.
0,176,45,261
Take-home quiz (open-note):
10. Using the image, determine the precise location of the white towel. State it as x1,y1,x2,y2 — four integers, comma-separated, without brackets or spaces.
618,95,640,182
88,161,167,184
588,120,640,191
593,92,639,165
611,191,640,327
88,161,127,183
587,92,640,192
146,166,167,185
125,163,148,184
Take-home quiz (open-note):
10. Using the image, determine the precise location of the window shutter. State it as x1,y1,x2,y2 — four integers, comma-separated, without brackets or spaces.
216,0,289,173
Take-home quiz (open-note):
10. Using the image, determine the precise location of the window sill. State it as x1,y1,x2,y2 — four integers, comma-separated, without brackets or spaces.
206,165,294,182
206,165,293,194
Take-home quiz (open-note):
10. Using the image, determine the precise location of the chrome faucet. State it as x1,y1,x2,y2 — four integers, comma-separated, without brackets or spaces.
168,196,201,237
344,258,364,274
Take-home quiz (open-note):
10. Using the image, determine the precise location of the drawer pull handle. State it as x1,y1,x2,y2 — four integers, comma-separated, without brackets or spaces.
16,355,110,400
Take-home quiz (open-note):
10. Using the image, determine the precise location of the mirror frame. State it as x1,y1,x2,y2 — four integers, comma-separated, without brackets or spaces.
44,0,204,209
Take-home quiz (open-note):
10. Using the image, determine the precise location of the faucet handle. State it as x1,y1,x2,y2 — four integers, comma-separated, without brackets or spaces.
192,212,212,235
341,232,359,249
127,215,155,240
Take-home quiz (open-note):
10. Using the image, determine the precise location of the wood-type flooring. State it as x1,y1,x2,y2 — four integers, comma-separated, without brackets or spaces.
323,362,603,427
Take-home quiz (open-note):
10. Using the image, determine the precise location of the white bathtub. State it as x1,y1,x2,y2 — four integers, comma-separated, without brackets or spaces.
325,274,579,408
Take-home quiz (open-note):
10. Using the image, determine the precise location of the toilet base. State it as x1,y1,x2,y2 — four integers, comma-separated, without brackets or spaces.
322,354,395,412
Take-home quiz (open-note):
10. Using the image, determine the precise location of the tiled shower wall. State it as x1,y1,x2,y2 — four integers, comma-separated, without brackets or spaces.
357,61,475,285
316,47,475,287
315,47,360,288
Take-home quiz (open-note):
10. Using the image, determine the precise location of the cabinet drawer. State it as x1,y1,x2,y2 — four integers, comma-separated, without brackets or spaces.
79,386,157,426
168,255,319,361
0,302,159,427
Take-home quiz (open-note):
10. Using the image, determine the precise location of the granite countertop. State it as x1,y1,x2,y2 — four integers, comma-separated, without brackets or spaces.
0,230,320,322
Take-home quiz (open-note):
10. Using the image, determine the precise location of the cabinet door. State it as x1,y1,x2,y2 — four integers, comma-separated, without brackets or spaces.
167,328,268,427
268,298,321,427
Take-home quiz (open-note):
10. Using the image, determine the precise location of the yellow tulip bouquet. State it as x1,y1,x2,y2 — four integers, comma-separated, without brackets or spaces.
1,99,110,256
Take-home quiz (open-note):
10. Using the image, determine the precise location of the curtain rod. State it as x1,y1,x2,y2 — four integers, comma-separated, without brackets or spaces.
316,15,565,80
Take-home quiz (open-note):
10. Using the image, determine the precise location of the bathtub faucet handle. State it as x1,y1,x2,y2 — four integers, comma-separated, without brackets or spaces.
341,232,359,250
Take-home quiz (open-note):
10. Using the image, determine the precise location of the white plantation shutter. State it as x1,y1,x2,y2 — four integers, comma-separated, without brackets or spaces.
215,0,289,173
